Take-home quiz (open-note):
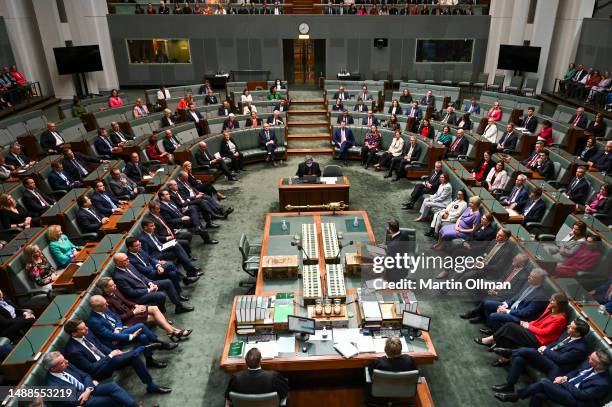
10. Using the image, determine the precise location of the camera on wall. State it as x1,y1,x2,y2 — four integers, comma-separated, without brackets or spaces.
374,38,388,49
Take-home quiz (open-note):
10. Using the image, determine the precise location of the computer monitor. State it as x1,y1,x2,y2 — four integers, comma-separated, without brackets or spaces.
287,315,316,335
402,311,431,332
301,175,318,183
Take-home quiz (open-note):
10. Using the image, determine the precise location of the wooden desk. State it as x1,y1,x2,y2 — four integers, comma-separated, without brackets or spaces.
34,293,81,326
278,177,350,211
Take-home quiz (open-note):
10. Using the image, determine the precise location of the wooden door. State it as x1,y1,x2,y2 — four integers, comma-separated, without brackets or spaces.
293,40,316,84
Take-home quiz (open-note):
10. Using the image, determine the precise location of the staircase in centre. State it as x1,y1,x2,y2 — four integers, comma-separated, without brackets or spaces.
286,90,333,156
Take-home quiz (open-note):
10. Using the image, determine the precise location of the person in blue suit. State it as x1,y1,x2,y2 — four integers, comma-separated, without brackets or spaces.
499,175,530,210
91,181,127,217
258,123,278,165
93,129,119,158
332,121,354,165
590,278,612,314
48,161,81,192
496,350,612,406
63,318,172,393
492,319,590,393
43,351,137,407
481,269,548,332
463,98,481,115
75,195,107,237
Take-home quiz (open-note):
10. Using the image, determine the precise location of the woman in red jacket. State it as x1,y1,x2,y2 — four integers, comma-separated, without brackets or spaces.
555,236,603,278
537,120,554,146
474,292,568,350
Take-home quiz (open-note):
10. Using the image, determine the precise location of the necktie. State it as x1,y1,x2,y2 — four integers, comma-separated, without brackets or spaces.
126,267,147,287
443,114,449,122
551,336,571,351
340,130,346,144
59,172,69,183
82,337,106,360
511,285,535,310
134,252,146,265
569,368,596,388
524,200,537,216
103,137,112,149
150,233,164,250
605,284,612,301
32,190,49,207
63,372,84,391
174,191,185,204
410,108,415,117
73,159,88,176
182,181,196,198
115,132,126,142
87,208,101,222
527,153,538,167
450,137,461,152
504,267,521,283
102,194,117,210
573,116,580,126
265,131,270,141
525,116,530,126
407,145,414,161
102,312,116,328
52,132,64,145
13,153,25,166
569,178,579,193
154,215,174,238
167,202,181,216
508,187,519,203
468,105,474,113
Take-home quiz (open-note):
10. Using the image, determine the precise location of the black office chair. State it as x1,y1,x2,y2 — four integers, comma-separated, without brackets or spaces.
238,233,261,294
229,391,287,407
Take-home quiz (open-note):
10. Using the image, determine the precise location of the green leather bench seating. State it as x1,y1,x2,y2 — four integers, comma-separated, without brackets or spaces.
93,105,134,129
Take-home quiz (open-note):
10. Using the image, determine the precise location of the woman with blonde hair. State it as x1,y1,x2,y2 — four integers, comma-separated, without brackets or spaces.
132,98,149,118
47,225,81,268
182,161,226,200
24,244,58,286
0,193,34,229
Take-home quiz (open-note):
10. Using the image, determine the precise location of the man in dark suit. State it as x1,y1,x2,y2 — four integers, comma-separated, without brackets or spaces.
332,121,354,165
534,150,555,180
109,122,133,145
94,129,119,159
185,103,205,135
495,350,611,406
522,141,545,169
588,141,612,174
361,110,379,127
225,347,289,403
112,252,194,314
39,122,66,154
21,177,55,217
76,195,108,235
388,135,421,181
577,137,599,163
204,89,218,105
48,161,81,192
402,161,442,208
568,107,588,129
162,129,181,155
218,100,233,117
445,129,469,158
492,123,519,153
0,289,35,342
367,336,416,380
63,318,172,393
158,189,218,245
266,110,284,126
4,142,34,169
91,181,126,217
337,109,354,125
500,174,530,209
563,166,590,205
62,148,106,182
168,179,222,229
519,107,538,133
258,123,278,165
177,171,231,219
439,106,457,125
194,141,235,181
332,86,349,101
109,168,142,200
420,90,435,107
406,101,424,120
43,351,138,407
124,153,152,185
354,98,367,113
521,189,546,226
296,155,321,178
146,201,195,257
127,237,197,294
492,319,590,393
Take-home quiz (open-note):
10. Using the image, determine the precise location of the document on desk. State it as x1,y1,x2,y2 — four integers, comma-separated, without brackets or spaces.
332,328,361,345
333,342,359,359
161,240,177,250
245,341,278,359
319,177,338,185
355,335,375,353
276,336,296,354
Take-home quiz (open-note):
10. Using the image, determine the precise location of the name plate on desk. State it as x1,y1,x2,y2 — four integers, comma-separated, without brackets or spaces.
261,255,298,280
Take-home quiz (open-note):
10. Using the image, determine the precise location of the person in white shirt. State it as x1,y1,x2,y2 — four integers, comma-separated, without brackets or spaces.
375,130,404,170
482,117,499,143
415,173,452,221
482,161,509,192
156,85,171,108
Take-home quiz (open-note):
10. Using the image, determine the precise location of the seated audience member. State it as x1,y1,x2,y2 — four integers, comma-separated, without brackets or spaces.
521,189,546,226
218,100,233,117
537,120,554,146
76,195,109,236
274,99,289,113
545,220,586,260
492,123,518,153
0,289,35,342
0,156,11,180
125,152,154,184
366,337,417,404
0,193,36,231
9,65,26,86
402,161,442,209
416,118,434,139
112,252,194,314
388,135,421,181
568,106,588,129
586,71,611,102
47,224,80,268
176,93,194,112
405,101,423,127
267,110,284,125
434,125,452,148
420,90,435,107
267,85,282,100
482,118,499,143
559,63,579,93
296,155,321,178
109,168,143,199
94,129,120,158
399,88,413,104
588,140,612,174
62,148,107,182
534,150,555,180
156,84,171,108
258,123,278,166
519,107,538,133
336,109,354,125
387,99,402,115
375,130,404,171
584,184,611,215
21,177,55,218
500,175,529,209
331,122,355,166
439,106,457,125
361,125,382,169
472,151,494,185
415,173,452,222
91,181,126,217
332,86,348,101
433,196,482,249
194,142,236,181
384,114,401,132
522,141,545,170
577,137,599,162
63,318,172,394
492,319,590,392
181,161,227,201
481,161,508,192
361,110,379,127
186,103,205,135
48,161,82,192
145,134,173,164
146,201,194,257
554,236,602,278
40,122,66,154
562,166,589,205
132,98,149,118
71,97,87,118
97,277,191,341
161,108,176,127
463,97,480,115
43,351,138,407
474,293,568,351
204,89,218,105
225,347,289,404
488,101,503,122
353,98,366,112
331,98,344,112
5,142,35,169
245,111,261,128
108,88,124,108
495,350,611,407
585,112,607,139
220,131,245,172
162,129,181,155
24,244,58,286
222,113,240,131
445,128,469,158
456,113,472,131
426,189,467,237
172,175,230,227
590,279,612,314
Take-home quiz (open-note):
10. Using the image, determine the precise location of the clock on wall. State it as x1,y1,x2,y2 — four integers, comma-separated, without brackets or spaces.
298,23,310,35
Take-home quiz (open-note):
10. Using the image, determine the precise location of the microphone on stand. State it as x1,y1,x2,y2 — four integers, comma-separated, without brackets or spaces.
291,241,310,261
335,240,354,261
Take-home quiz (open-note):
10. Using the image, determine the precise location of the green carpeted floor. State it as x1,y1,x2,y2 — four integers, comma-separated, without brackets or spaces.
116,156,533,407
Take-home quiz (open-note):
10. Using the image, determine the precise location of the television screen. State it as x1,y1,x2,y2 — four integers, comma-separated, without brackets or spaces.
53,45,103,75
497,45,541,73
